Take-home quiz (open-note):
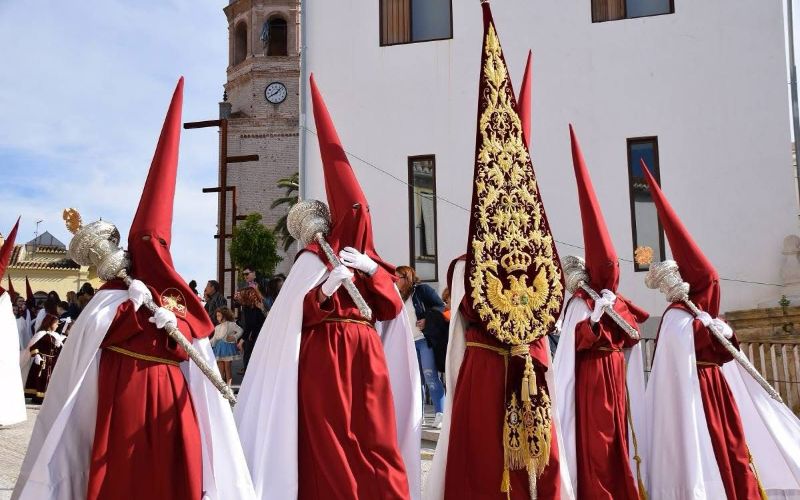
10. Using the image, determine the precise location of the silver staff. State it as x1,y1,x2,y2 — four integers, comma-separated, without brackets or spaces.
562,255,640,340
287,200,373,321
68,220,237,405
645,260,782,403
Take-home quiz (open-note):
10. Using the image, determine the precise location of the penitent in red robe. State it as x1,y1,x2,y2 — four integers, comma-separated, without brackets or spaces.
571,292,641,500
668,304,761,500
444,300,560,500
297,265,409,500
86,280,203,500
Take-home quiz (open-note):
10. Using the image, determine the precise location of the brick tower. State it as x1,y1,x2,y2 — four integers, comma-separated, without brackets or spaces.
220,0,300,291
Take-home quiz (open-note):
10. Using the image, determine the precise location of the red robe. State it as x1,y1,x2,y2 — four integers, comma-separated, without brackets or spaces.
677,305,761,500
86,281,204,500
297,266,409,500
444,301,560,500
572,294,640,500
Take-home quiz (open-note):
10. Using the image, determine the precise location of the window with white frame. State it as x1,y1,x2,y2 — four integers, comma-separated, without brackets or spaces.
408,155,438,281
627,137,666,271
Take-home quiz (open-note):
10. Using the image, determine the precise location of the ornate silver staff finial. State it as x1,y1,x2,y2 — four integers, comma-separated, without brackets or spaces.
287,199,331,246
65,214,237,405
645,259,783,403
288,200,373,321
644,260,690,303
562,255,640,340
68,220,130,280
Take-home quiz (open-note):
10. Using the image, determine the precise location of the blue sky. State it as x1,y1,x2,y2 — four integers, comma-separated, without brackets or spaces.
0,0,228,285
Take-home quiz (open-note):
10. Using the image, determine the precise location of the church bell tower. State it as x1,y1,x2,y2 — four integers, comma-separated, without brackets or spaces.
219,0,300,290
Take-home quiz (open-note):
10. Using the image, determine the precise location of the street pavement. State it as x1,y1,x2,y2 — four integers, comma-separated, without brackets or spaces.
0,403,437,499
0,407,39,500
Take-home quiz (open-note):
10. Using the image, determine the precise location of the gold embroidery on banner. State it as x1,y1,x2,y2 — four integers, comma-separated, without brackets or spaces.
467,23,563,347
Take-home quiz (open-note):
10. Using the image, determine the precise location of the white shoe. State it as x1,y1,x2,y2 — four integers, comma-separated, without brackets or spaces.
432,412,444,430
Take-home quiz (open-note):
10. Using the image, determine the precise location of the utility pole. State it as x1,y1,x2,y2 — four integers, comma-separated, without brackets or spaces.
184,116,259,302
788,0,800,217
33,219,43,253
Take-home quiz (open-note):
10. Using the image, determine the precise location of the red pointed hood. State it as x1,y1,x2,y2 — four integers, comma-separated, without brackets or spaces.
7,276,16,299
569,128,649,324
569,125,618,291
517,51,532,147
25,276,34,309
642,161,720,315
0,218,19,295
126,78,213,339
307,74,393,273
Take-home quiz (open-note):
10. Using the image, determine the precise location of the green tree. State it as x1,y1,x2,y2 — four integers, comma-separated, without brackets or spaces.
271,172,299,251
229,213,282,278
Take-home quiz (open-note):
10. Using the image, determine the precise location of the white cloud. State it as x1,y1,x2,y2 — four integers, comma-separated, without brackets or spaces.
0,0,228,284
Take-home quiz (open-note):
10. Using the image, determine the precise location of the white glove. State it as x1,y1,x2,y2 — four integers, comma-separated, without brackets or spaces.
590,289,617,324
553,317,563,336
148,307,177,330
339,247,379,276
321,265,354,298
696,311,733,339
33,354,43,366
128,279,152,312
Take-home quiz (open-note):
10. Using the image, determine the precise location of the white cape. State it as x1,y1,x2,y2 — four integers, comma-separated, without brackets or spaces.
645,307,800,499
234,251,422,499
13,288,255,500
18,310,33,381
424,260,575,500
645,308,727,498
0,291,26,426
722,339,800,498
17,309,32,350
551,297,647,496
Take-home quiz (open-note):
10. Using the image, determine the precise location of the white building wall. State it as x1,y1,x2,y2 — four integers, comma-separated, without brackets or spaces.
302,0,796,315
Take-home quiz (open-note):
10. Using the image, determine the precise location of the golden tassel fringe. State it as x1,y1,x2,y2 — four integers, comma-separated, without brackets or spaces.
501,468,511,494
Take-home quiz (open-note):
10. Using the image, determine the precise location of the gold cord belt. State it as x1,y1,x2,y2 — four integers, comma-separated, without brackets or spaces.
696,360,720,367
321,317,375,329
105,346,181,366
597,347,623,353
466,340,552,498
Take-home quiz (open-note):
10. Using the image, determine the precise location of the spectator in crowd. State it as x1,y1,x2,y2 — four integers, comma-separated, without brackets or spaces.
236,287,266,374
34,292,60,332
261,275,285,312
79,282,95,298
396,265,447,429
211,307,243,385
203,280,227,326
65,291,81,319
242,266,259,290
77,293,92,313
188,280,200,297
55,301,73,335
441,287,451,321
14,295,32,350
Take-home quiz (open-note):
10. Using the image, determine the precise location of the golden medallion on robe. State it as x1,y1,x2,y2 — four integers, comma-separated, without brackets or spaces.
160,288,187,318
465,23,564,346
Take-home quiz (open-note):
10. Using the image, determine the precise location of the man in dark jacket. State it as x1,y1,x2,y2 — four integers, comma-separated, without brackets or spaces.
203,280,227,325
